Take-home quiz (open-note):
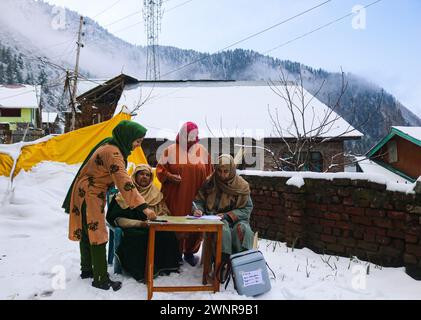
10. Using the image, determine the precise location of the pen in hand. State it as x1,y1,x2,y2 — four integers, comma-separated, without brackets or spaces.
192,202,203,217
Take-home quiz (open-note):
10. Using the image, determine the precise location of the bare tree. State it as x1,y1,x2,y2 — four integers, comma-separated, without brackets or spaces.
266,67,381,172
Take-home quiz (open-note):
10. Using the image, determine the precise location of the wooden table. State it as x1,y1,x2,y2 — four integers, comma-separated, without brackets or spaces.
145,216,223,300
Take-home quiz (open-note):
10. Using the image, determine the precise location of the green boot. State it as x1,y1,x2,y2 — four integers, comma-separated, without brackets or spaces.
91,243,122,291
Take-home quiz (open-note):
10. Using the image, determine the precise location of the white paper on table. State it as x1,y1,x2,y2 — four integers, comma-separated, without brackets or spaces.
185,215,222,220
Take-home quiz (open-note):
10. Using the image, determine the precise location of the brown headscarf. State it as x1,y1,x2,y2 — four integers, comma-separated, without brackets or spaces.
115,164,163,209
197,154,250,213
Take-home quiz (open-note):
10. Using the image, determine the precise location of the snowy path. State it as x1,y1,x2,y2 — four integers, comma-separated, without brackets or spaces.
0,162,420,300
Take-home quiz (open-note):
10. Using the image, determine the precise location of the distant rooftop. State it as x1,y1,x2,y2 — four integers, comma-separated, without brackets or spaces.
0,84,40,109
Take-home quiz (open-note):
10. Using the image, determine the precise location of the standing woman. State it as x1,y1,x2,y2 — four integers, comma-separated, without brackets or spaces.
156,122,213,266
62,120,156,291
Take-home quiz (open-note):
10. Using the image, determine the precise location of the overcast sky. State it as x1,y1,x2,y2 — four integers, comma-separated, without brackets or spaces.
43,0,421,118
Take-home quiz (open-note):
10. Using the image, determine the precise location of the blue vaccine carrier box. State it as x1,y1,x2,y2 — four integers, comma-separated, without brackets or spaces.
230,249,271,297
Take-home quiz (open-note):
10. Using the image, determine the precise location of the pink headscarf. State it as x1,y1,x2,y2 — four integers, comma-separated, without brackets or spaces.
176,122,199,148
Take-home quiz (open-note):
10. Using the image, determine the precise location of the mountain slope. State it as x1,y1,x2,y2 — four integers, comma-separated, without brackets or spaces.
0,0,419,153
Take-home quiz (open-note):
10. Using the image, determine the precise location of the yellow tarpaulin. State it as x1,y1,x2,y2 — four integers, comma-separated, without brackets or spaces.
0,153,13,177
0,113,161,188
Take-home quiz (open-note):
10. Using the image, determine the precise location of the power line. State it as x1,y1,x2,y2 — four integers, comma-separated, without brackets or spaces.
263,0,383,55
113,21,143,34
112,0,195,34
165,0,195,13
161,0,333,77
93,0,123,19
104,11,141,28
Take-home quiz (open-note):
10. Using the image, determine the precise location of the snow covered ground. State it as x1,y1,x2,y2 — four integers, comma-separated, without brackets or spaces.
1,162,421,300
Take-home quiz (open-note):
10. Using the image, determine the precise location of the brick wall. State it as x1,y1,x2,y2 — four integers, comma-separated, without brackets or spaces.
242,173,421,279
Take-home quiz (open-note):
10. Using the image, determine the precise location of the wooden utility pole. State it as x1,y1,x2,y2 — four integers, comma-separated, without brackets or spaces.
70,15,84,131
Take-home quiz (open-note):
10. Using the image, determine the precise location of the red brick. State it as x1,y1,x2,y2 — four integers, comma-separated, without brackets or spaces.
364,233,375,242
324,212,341,220
387,229,405,239
345,207,364,216
365,226,386,236
284,193,303,201
405,234,418,244
392,220,406,230
328,204,344,213
387,211,407,220
351,216,372,226
407,226,421,236
259,202,273,210
323,227,332,235
253,195,267,203
321,234,337,243
338,238,356,247
287,216,301,224
342,230,351,238
320,220,336,227
406,244,421,257
375,235,391,245
333,228,341,237
365,208,385,218
379,246,402,257
353,229,364,239
308,217,319,225
272,205,283,212
326,243,345,253
392,239,405,250
336,221,351,230
357,241,378,252
343,197,354,206
372,218,393,229
307,202,318,209
267,197,281,205
404,254,417,264
271,191,279,198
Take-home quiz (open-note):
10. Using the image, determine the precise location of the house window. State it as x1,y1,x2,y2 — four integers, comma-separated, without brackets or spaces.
282,151,323,172
309,152,323,172
0,108,21,117
387,140,398,163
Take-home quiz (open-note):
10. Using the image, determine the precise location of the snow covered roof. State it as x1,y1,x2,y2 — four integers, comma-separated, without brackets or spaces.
76,80,108,97
76,74,139,100
356,157,412,185
115,81,363,140
392,126,421,144
0,85,40,109
42,112,58,124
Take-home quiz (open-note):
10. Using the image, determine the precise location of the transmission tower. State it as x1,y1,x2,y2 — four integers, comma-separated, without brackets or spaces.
143,0,163,80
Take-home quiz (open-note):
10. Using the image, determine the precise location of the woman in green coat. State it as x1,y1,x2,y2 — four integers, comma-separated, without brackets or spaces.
192,154,254,260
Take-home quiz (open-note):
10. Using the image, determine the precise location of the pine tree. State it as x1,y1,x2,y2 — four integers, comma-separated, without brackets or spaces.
25,72,34,84
0,64,4,83
16,68,23,84
38,68,47,86
6,62,14,84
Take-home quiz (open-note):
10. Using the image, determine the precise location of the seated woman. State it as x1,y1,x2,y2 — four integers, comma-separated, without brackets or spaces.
192,154,254,261
106,164,181,282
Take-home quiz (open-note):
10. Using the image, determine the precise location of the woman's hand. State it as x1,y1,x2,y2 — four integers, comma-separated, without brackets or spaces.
143,208,157,220
193,209,203,217
168,173,182,184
